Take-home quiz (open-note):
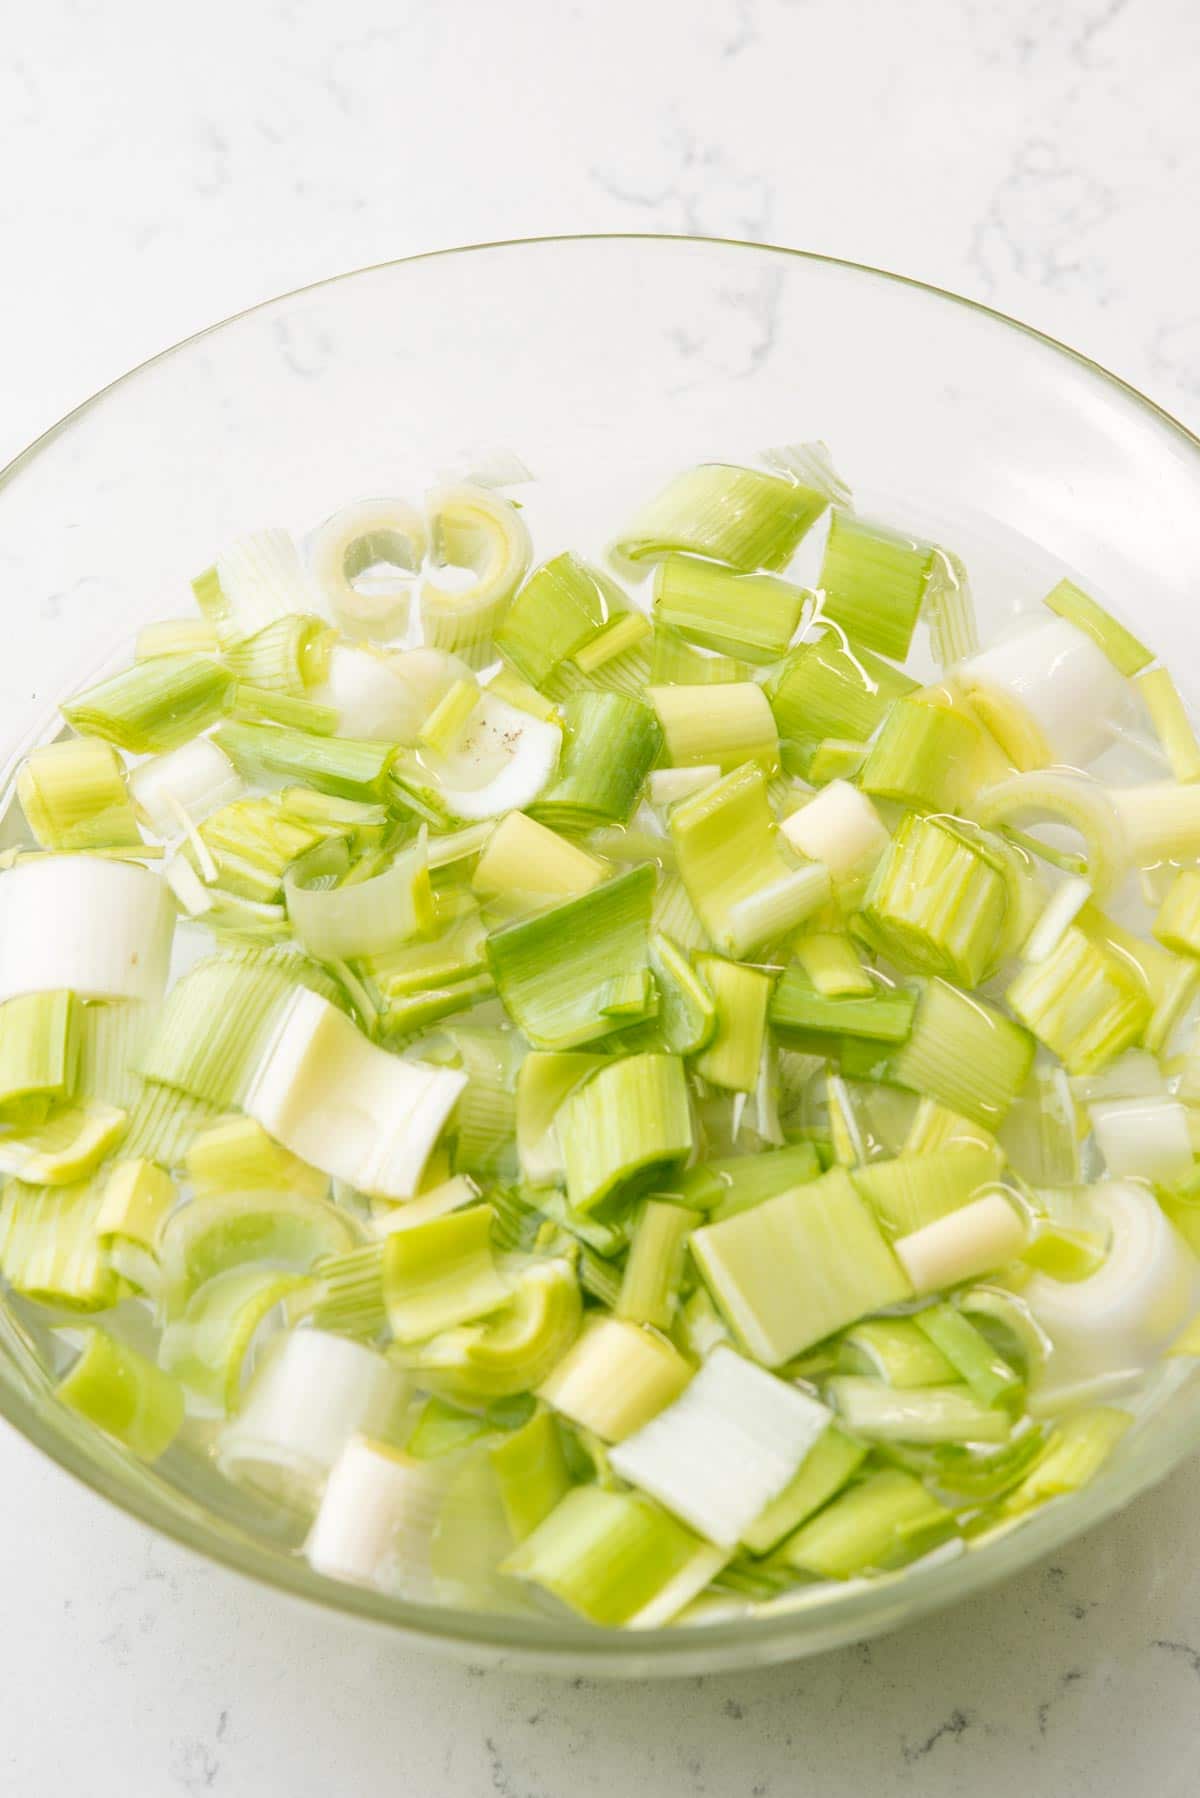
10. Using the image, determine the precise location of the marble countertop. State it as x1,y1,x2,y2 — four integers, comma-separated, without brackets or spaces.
4,0,1200,1791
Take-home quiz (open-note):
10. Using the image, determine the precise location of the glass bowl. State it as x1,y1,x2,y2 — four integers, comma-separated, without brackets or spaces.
2,234,1200,1679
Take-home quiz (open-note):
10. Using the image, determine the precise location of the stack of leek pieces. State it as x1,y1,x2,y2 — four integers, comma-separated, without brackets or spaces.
6,452,1200,1631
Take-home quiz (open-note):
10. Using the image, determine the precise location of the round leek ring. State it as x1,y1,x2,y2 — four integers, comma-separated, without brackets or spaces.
971,770,1129,900
400,1259,583,1400
158,1189,364,1319
311,499,428,640
159,1266,311,1413
1023,1181,1200,1395
421,484,532,666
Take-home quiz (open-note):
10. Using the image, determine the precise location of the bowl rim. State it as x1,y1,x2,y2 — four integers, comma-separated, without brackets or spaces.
3,231,1199,1671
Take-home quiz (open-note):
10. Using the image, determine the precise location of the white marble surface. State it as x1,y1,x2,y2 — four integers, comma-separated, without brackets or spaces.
4,0,1200,1790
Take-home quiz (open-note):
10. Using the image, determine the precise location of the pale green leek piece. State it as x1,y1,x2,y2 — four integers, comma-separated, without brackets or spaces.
6,441,1196,1632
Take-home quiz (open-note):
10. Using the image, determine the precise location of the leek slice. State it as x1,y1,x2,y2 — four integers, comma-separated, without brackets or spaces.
285,833,433,961
486,865,655,1051
382,1203,510,1343
617,1200,693,1330
57,1329,184,1460
211,720,398,806
515,1051,608,1185
913,1304,1022,1406
474,816,611,920
839,1317,958,1387
491,1411,572,1543
828,1376,1011,1445
397,1259,581,1399
777,1469,954,1579
501,1484,725,1628
19,738,142,852
529,691,661,832
651,626,750,687
1023,1182,1200,1395
609,1345,831,1549
185,1116,329,1201
421,484,532,665
957,615,1129,770
692,957,771,1094
741,1425,867,1555
972,770,1128,901
769,968,916,1050
779,781,889,884
245,988,467,1201
0,856,174,1007
614,464,827,574
670,761,824,959
1006,926,1151,1075
95,1158,175,1294
894,1192,1029,1294
305,1434,452,1591
423,691,562,821
889,980,1035,1129
818,513,937,661
557,1053,693,1216
129,738,243,839
768,635,916,757
232,687,338,734
158,1188,362,1316
202,529,324,646
0,991,80,1122
62,654,234,755
858,814,1008,990
795,933,874,999
219,1329,405,1512
648,682,778,775
860,697,983,814
310,499,426,639
652,556,806,664
0,1176,117,1310
1109,782,1200,865
1043,578,1152,677
0,1099,126,1185
495,552,617,687
160,1266,310,1412
224,611,331,696
537,1315,694,1442
649,934,717,1057
141,946,342,1109
690,1168,911,1366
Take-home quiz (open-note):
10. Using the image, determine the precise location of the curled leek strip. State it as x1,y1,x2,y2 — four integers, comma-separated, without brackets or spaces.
310,499,427,640
421,484,532,666
1024,1182,1200,1398
972,770,1130,901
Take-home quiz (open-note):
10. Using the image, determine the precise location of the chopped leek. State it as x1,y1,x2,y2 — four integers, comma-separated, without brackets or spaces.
690,1168,911,1366
421,484,532,665
648,682,778,775
0,856,174,1007
693,957,771,1093
558,1053,693,1215
617,1200,693,1329
57,1329,184,1460
741,1424,867,1555
614,463,827,574
537,1315,694,1442
839,1317,959,1387
827,1376,1011,1445
310,499,426,639
398,1259,581,1399
128,738,243,838
491,1410,572,1543
496,552,617,687
779,780,889,883
383,1204,510,1343
1137,667,1200,783
818,513,937,661
224,612,331,695
858,814,1008,989
852,1143,1005,1237
0,1099,127,1185
860,697,982,814
63,654,234,754
888,980,1035,1129
486,865,654,1050
957,615,1130,770
1003,1407,1131,1514
777,1469,954,1579
609,1346,831,1548
652,556,806,664
501,1484,724,1628
530,691,660,832
1007,926,1151,1075
284,832,433,961
0,991,80,1122
185,1116,329,1201
768,635,916,758
894,1192,1029,1294
19,738,142,852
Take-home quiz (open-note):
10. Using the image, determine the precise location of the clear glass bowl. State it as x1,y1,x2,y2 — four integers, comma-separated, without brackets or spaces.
2,235,1200,1678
